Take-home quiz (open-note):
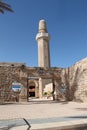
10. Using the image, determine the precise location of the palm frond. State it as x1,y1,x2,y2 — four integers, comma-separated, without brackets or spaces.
0,8,4,13
0,1,13,14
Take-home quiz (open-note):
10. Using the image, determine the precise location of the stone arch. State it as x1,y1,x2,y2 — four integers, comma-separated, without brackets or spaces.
28,79,39,98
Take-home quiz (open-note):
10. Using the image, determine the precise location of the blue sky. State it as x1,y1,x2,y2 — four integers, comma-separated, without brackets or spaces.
0,0,87,68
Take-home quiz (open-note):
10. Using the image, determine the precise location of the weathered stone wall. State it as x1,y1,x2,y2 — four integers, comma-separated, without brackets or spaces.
0,58,87,102
60,58,87,102
72,58,87,102
0,63,27,102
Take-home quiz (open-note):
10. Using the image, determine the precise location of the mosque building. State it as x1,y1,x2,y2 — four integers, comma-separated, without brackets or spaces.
0,20,87,103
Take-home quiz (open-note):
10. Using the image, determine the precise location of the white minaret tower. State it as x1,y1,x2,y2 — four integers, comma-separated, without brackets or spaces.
36,19,50,68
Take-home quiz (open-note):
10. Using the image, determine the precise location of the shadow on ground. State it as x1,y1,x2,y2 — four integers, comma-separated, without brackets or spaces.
76,108,87,111
67,115,87,119
0,100,69,105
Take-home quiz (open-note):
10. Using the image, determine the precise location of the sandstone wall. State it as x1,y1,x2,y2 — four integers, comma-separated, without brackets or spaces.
0,58,87,102
0,63,27,102
60,58,87,102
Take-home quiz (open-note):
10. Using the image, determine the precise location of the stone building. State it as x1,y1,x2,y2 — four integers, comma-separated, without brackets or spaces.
0,20,87,103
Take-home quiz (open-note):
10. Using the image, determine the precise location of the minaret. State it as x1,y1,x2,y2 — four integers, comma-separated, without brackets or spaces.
36,19,50,68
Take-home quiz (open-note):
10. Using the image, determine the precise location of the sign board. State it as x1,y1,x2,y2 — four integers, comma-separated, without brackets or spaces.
12,82,21,86
12,86,21,92
12,82,21,92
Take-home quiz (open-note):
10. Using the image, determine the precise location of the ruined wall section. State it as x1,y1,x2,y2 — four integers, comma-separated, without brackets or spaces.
0,63,27,87
0,63,28,101
72,58,87,102
60,58,87,102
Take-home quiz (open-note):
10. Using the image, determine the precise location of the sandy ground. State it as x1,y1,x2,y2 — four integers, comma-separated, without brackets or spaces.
0,101,87,120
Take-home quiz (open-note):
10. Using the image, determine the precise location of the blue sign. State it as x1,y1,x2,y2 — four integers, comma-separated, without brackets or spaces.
61,85,66,93
12,85,21,92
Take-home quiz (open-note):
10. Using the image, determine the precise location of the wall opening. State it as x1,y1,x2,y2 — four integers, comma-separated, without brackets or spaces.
28,81,36,97
29,86,35,97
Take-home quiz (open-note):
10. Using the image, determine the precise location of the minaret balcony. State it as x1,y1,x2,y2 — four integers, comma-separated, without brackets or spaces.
36,32,50,41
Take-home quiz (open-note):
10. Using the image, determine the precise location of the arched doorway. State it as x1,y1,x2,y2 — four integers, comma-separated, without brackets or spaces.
29,81,35,97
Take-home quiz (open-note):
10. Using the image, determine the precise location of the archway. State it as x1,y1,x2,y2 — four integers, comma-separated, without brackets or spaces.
29,81,35,97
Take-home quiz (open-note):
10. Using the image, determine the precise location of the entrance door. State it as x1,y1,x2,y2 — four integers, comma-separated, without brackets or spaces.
29,86,35,97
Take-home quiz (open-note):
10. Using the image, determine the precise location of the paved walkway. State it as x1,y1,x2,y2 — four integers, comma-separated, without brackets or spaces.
0,99,87,129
